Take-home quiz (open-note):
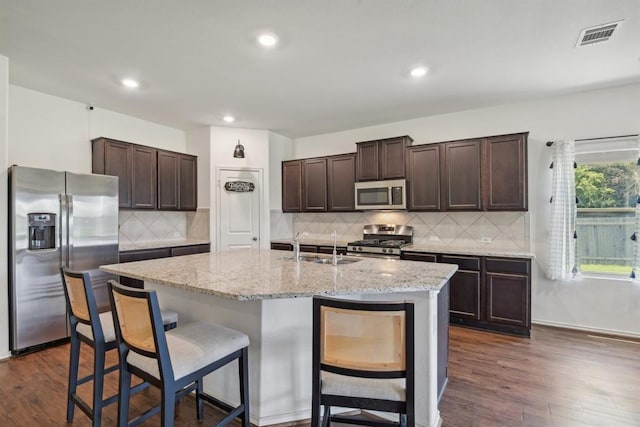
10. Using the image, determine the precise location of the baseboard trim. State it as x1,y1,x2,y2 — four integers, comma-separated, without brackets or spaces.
532,320,640,340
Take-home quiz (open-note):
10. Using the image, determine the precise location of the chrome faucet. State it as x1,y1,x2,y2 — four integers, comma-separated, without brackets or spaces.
331,231,338,266
292,232,301,262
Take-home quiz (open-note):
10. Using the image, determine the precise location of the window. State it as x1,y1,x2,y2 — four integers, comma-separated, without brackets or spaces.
574,137,639,277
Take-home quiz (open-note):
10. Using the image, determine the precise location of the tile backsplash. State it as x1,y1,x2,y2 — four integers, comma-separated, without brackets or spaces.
119,209,210,246
271,210,529,251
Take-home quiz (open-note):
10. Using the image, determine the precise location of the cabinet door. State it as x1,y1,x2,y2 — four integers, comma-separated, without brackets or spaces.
449,270,481,320
380,137,410,180
303,158,327,211
485,272,530,327
406,144,441,210
356,141,380,181
282,160,303,212
327,153,355,211
484,133,528,210
131,145,157,209
157,151,179,210
443,140,482,210
103,140,132,208
178,154,197,211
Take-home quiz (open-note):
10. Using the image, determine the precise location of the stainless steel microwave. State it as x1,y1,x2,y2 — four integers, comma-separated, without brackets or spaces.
354,179,406,210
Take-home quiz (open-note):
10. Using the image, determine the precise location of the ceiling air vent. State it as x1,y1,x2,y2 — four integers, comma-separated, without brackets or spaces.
576,20,623,47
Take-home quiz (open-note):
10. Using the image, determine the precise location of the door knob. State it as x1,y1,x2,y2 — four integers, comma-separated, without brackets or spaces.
252,237,258,241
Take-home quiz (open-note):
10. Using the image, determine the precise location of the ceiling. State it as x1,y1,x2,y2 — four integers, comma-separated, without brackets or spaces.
1,1,639,138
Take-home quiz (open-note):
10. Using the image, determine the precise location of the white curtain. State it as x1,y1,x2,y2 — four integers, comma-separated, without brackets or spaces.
546,140,578,280
632,138,640,280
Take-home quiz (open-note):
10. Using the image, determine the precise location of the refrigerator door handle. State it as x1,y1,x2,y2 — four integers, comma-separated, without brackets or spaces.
59,193,69,268
67,194,74,268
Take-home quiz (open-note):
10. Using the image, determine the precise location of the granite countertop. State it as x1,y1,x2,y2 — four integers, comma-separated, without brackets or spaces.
100,248,457,301
403,244,536,259
119,239,210,252
271,238,535,259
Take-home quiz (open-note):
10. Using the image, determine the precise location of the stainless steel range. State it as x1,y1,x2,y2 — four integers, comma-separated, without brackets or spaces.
347,224,413,258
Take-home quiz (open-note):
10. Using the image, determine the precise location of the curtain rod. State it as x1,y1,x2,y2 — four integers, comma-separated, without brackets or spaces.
546,134,639,146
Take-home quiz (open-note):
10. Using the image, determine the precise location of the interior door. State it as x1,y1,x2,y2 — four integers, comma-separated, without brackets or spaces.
218,169,261,250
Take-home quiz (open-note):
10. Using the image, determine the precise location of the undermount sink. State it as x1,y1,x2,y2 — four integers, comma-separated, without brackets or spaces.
284,255,361,265
311,257,361,265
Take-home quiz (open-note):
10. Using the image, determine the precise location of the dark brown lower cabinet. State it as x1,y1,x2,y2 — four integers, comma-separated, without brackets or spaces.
402,251,531,337
485,257,531,329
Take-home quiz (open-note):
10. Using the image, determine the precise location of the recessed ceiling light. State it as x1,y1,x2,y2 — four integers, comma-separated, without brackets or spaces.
410,67,428,78
121,78,140,88
223,115,235,123
258,33,278,47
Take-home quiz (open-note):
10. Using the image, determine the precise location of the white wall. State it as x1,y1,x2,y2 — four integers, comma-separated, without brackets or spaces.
8,85,186,172
0,56,10,358
186,126,212,208
294,82,640,337
268,131,294,210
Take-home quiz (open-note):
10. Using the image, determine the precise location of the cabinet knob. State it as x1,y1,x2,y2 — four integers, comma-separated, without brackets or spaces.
252,237,258,241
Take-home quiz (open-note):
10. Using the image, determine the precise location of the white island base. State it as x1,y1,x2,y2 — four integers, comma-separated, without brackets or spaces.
145,282,442,427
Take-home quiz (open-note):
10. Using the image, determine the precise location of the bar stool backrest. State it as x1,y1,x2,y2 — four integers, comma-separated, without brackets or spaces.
320,304,407,372
61,268,103,340
111,289,157,354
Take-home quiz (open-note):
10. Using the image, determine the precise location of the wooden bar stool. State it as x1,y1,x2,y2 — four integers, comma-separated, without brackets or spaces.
311,296,415,427
60,268,179,427
107,280,250,427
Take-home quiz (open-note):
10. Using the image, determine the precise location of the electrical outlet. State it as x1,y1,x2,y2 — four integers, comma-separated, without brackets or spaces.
429,235,440,241
480,237,492,243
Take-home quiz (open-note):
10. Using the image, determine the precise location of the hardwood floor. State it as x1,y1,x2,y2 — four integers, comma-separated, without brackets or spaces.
440,325,640,426
0,325,638,426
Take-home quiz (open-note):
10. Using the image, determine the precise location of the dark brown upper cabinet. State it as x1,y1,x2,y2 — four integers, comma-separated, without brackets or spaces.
327,153,356,211
356,136,413,181
92,137,132,208
282,160,303,212
282,153,356,213
92,137,197,211
92,137,156,209
157,150,179,210
443,139,482,210
131,145,157,209
157,150,198,211
303,158,328,211
406,144,440,210
178,154,197,211
483,133,528,211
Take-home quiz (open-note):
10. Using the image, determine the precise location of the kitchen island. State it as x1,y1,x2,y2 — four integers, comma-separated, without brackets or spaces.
100,249,457,427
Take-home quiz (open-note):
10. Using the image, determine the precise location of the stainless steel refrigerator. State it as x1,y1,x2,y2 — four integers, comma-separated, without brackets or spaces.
9,165,119,353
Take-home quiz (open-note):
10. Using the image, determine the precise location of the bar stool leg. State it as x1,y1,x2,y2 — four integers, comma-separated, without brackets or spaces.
67,333,81,422
118,365,132,427
195,379,204,421
92,342,106,427
239,347,250,427
161,384,176,427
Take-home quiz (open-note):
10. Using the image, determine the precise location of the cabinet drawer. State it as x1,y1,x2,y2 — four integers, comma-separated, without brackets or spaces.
271,242,293,251
401,251,437,263
119,248,171,263
300,244,318,253
485,258,530,274
318,246,347,255
170,244,210,257
440,255,480,271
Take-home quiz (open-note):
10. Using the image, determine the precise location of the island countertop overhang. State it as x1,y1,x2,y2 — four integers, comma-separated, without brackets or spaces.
99,249,457,301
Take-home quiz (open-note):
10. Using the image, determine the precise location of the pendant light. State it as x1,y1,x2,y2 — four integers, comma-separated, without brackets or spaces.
233,140,245,158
